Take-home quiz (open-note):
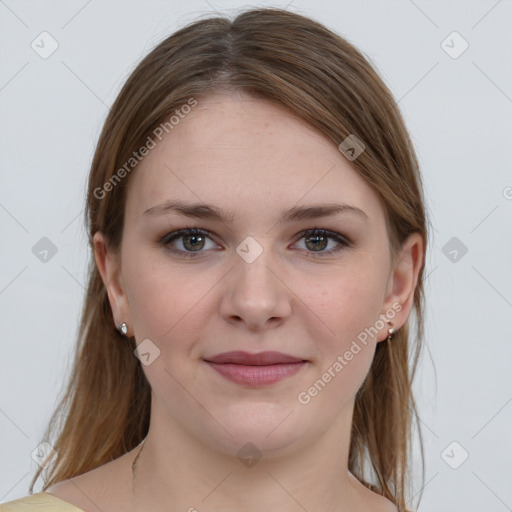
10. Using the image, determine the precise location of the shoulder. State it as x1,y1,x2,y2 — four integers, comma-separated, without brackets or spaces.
42,449,136,512
347,472,400,512
0,492,84,511
375,496,399,512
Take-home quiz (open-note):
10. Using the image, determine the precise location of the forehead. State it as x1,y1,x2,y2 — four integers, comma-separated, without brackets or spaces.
125,92,385,227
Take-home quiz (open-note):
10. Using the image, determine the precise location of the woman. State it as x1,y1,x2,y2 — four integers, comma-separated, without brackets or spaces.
1,7,428,512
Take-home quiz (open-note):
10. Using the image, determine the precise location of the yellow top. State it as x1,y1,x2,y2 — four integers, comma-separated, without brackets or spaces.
0,492,84,512
1,490,406,511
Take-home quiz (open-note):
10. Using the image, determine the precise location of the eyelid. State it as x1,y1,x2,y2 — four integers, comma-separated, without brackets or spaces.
160,228,218,256
159,227,351,258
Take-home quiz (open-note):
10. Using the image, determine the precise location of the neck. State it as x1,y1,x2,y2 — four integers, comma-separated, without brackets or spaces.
129,399,365,512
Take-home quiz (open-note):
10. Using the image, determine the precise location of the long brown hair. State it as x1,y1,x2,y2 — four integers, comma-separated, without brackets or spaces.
30,8,429,511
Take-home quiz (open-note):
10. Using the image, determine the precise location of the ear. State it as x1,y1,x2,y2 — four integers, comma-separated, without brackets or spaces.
377,232,424,343
92,231,132,337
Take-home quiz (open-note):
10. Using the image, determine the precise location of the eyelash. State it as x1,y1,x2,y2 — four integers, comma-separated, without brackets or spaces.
159,227,351,259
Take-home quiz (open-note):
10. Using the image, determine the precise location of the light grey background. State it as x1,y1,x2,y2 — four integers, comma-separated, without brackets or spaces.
1,0,511,510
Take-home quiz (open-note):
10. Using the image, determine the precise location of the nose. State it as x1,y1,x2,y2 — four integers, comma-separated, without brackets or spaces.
219,242,292,332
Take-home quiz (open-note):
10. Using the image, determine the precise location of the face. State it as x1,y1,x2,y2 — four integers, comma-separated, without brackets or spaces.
95,91,420,458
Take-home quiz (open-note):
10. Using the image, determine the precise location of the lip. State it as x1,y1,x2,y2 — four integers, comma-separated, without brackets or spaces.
204,350,305,365
203,351,307,387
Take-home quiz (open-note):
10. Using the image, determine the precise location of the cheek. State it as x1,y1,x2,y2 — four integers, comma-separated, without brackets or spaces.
302,265,386,344
123,252,218,345
295,264,386,398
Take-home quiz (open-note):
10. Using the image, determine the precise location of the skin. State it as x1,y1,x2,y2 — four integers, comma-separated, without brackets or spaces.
48,91,423,512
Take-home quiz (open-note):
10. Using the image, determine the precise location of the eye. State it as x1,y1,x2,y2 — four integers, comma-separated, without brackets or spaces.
160,228,217,258
160,227,351,258
292,228,351,257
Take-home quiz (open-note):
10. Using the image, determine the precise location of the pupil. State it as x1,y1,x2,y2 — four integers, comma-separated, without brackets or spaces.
306,235,327,251
184,235,204,251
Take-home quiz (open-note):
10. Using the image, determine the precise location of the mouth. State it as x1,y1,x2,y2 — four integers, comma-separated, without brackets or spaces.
203,351,308,387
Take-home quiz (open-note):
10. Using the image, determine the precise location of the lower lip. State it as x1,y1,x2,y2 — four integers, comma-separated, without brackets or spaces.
205,361,306,386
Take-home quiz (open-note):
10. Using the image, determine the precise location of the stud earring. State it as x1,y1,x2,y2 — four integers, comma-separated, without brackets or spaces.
117,322,128,336
386,322,395,342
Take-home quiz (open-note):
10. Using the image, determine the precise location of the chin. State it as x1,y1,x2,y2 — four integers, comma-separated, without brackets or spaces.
204,402,313,459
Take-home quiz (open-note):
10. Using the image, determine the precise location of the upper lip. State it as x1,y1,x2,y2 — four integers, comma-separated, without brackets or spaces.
204,351,305,365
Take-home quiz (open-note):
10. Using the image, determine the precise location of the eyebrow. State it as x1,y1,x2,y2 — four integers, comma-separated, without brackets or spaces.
143,200,368,224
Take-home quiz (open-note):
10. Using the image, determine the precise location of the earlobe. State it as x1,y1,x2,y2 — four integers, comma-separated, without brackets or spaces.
92,231,130,333
378,232,424,342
